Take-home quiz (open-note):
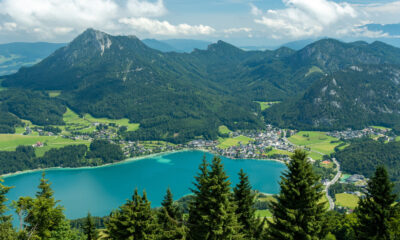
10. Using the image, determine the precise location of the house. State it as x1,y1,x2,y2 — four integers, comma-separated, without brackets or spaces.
33,141,44,148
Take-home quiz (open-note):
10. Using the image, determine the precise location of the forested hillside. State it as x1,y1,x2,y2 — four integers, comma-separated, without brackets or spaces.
265,65,400,130
3,29,400,139
334,138,400,193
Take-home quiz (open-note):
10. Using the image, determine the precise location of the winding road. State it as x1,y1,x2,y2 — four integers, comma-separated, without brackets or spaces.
325,158,341,210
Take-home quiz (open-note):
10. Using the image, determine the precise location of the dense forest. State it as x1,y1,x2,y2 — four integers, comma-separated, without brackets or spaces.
264,65,400,131
3,29,400,141
334,138,400,193
1,150,399,239
0,140,124,175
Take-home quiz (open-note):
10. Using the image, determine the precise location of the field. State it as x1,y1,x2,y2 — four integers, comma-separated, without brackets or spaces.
256,101,280,111
335,193,359,209
0,134,90,156
217,136,254,149
83,113,140,131
46,90,61,97
370,126,392,131
218,125,232,134
288,131,342,159
264,148,292,157
305,66,323,77
59,108,140,134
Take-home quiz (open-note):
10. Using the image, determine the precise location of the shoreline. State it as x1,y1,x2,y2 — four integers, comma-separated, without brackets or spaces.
1,148,286,179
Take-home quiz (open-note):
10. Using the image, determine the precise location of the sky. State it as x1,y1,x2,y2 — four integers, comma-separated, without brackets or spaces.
0,0,399,46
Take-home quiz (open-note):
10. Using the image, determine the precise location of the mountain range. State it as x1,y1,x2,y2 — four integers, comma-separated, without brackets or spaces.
2,28,400,141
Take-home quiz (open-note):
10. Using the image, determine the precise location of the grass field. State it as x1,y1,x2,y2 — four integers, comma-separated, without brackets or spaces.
59,108,140,134
305,66,323,77
46,90,61,97
0,134,90,156
218,125,232,134
256,101,280,111
264,148,292,157
217,136,254,149
371,126,392,131
288,131,342,159
83,113,139,131
335,193,359,209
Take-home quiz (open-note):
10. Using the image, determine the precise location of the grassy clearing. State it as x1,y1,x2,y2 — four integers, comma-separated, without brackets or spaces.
264,148,292,157
0,134,89,156
370,126,392,131
218,125,232,134
83,113,139,131
256,101,281,111
288,131,342,158
217,135,254,149
335,193,359,209
305,66,323,77
47,91,61,97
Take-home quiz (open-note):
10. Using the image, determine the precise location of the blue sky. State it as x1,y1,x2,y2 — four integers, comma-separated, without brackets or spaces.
0,0,399,46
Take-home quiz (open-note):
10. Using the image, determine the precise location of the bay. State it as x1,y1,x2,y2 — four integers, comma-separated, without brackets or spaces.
3,150,286,220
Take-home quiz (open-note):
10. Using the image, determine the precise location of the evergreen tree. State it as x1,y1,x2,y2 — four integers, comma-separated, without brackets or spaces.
233,169,259,239
355,166,399,240
17,172,65,240
0,179,17,240
106,189,156,239
187,156,242,240
267,149,326,240
157,188,185,240
83,212,98,240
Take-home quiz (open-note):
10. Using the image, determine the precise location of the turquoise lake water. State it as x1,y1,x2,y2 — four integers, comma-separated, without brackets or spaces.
3,150,286,220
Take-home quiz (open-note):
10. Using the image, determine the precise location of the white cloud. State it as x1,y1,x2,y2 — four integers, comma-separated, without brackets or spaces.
0,0,211,40
254,0,358,39
253,0,400,40
224,27,252,34
126,0,166,17
250,3,262,16
119,17,215,36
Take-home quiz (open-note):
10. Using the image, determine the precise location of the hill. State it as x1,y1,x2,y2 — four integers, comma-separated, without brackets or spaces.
2,29,263,142
0,42,66,76
4,30,400,138
264,65,400,131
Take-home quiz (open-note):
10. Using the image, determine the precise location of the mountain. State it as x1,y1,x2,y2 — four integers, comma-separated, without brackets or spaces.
0,42,66,76
3,29,400,138
264,64,400,131
142,39,178,52
1,29,262,142
142,38,211,53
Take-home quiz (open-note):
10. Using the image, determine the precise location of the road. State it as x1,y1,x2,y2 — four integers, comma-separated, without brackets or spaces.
325,158,341,210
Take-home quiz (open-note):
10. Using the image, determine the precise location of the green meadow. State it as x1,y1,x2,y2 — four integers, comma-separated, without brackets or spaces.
217,135,254,149
0,134,90,156
288,131,343,159
335,193,359,209
218,125,232,134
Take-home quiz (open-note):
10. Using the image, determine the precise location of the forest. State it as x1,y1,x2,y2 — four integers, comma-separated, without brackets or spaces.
0,150,399,239
334,138,400,193
0,140,124,175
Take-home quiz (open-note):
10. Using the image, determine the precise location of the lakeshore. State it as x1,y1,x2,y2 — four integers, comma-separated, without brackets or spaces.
1,148,286,179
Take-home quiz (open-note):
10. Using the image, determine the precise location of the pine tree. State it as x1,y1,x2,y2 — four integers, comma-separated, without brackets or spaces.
0,179,17,240
267,149,326,240
233,169,259,239
187,156,242,240
18,172,65,240
106,189,156,239
355,166,398,240
83,212,98,240
157,188,185,240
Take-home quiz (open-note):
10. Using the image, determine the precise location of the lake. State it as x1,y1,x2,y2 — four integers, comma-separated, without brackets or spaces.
3,150,286,220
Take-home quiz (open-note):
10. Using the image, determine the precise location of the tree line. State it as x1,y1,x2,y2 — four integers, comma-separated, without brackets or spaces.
1,150,400,239
0,140,124,175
